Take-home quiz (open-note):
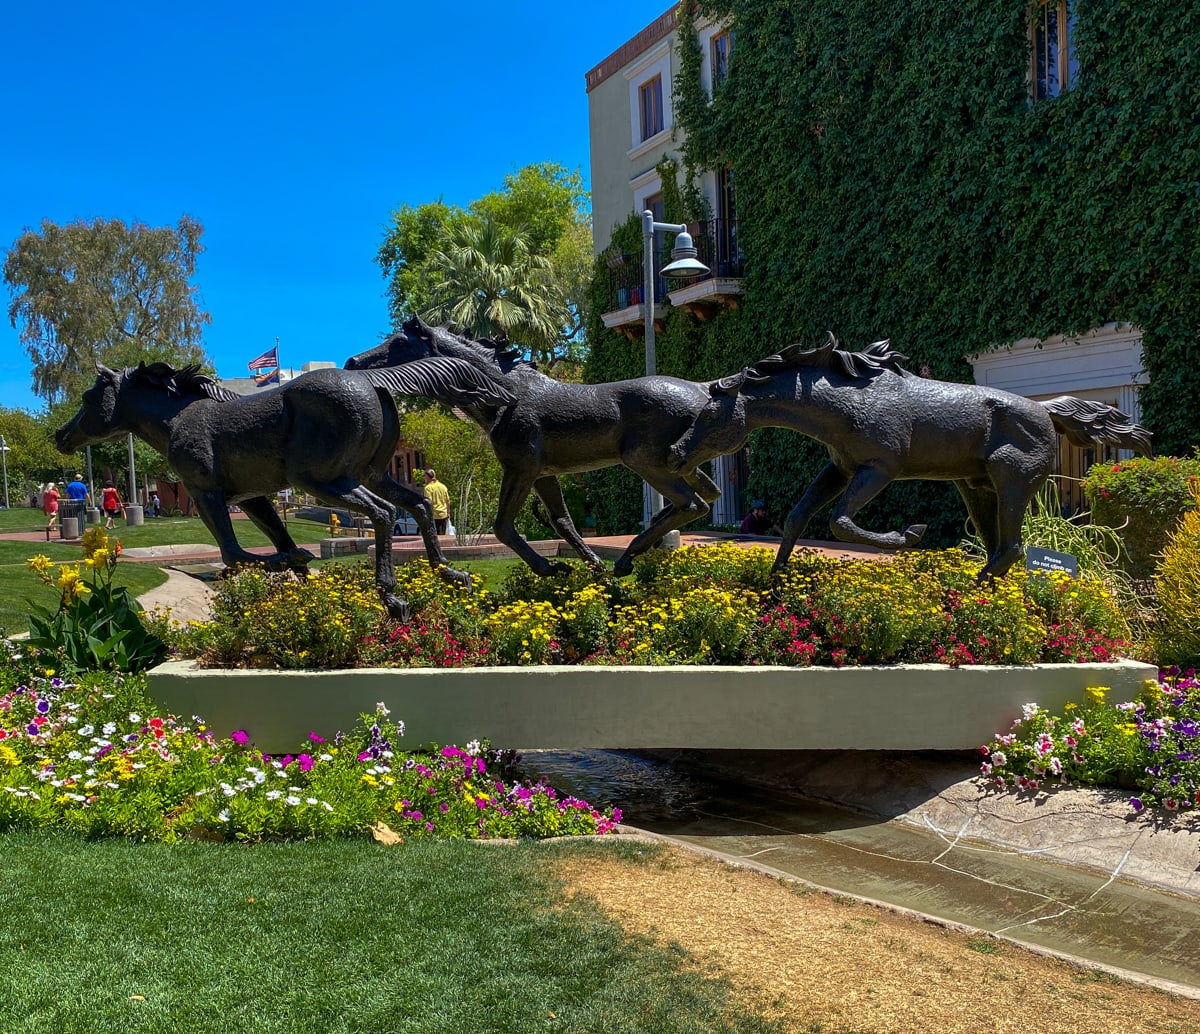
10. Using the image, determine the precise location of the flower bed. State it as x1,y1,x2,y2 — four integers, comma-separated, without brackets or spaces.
0,640,621,842
154,545,1137,671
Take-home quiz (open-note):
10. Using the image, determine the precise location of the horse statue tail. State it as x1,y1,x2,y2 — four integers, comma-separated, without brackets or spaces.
1040,396,1153,457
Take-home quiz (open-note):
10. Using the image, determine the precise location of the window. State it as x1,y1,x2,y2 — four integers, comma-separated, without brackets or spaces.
1030,0,1078,100
711,31,732,86
639,76,664,141
643,192,665,223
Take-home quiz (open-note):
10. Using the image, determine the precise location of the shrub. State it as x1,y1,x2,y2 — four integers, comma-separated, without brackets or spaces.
1082,454,1200,579
1153,477,1200,669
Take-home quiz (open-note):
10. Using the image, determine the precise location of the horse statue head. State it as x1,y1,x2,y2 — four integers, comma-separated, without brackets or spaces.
55,360,235,454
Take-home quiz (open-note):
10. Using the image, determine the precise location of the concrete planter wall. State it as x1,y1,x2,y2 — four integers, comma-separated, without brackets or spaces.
147,658,1158,755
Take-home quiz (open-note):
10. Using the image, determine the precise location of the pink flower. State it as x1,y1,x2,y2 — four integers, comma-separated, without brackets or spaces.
230,730,250,745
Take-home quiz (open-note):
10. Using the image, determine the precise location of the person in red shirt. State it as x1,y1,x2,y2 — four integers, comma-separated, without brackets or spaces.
101,481,124,529
43,482,60,535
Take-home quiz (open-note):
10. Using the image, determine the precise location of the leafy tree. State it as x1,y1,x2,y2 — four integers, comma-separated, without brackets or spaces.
423,220,570,366
4,216,213,405
0,407,59,504
377,163,592,370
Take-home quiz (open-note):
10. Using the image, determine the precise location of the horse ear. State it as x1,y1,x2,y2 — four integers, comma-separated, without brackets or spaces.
95,360,117,379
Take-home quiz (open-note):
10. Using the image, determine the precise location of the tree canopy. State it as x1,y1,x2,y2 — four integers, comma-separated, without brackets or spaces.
3,216,213,405
377,163,592,369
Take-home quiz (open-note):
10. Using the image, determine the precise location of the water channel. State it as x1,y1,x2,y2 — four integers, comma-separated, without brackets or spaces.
518,749,1200,994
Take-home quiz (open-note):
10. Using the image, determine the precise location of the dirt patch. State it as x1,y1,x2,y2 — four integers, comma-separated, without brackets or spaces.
554,842,1200,1033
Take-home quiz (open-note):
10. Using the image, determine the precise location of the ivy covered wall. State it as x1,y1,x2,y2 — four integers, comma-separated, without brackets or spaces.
587,1,1198,538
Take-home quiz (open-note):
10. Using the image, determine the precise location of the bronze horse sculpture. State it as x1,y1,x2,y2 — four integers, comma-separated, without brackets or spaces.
345,316,721,577
56,359,515,617
668,335,1153,578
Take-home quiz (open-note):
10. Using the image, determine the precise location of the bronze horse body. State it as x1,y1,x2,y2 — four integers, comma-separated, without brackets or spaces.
668,336,1153,578
56,359,515,617
345,316,721,576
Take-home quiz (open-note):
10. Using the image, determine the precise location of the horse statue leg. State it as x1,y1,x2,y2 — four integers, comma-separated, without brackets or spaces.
975,471,1047,580
295,478,410,621
494,468,571,576
827,463,927,552
533,475,605,571
193,489,296,571
612,469,712,577
371,474,472,589
772,463,850,575
237,495,314,572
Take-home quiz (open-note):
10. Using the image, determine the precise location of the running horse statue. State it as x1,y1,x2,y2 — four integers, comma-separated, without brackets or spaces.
345,316,722,577
667,335,1153,579
56,359,516,618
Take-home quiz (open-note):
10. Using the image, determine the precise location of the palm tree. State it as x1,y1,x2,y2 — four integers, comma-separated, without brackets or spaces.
423,220,571,367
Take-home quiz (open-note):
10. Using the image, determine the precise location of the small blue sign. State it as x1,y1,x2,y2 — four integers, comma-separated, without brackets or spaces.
1025,546,1079,578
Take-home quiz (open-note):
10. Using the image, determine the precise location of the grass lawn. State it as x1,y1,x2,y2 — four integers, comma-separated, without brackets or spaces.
0,502,524,634
0,832,776,1034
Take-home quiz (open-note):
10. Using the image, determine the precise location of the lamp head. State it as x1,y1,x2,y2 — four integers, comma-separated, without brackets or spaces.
660,230,710,279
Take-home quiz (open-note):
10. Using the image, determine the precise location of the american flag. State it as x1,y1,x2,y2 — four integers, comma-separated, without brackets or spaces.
247,345,278,372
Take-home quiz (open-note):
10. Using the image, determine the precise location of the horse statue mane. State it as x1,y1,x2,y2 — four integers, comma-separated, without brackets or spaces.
710,334,911,395
124,361,243,402
402,315,533,374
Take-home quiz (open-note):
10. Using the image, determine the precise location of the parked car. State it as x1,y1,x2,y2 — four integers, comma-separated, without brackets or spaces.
392,513,419,536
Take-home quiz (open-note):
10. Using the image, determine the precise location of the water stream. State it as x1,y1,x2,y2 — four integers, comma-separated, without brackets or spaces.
518,749,1200,992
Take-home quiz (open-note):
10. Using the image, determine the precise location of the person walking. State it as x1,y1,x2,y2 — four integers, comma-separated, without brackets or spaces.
63,472,91,532
43,483,60,537
423,468,451,535
151,492,161,518
100,481,124,529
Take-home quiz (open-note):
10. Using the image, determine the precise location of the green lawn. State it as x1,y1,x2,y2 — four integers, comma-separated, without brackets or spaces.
0,503,524,634
0,832,778,1034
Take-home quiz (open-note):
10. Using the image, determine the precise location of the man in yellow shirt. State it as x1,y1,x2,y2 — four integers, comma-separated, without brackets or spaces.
423,468,451,534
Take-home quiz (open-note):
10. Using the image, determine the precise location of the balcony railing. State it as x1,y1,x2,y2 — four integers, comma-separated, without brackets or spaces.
602,218,742,314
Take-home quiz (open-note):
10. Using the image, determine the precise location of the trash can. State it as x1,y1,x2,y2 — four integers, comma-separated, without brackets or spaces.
59,499,86,538
86,507,102,526
124,504,144,526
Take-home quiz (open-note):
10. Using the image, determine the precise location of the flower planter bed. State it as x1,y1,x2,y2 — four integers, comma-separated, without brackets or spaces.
147,657,1157,755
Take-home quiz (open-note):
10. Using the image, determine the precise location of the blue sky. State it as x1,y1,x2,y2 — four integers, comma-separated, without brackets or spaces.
1,1,670,412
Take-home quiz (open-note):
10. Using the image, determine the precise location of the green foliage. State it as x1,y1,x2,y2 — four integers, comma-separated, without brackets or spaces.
1082,454,1200,578
1153,476,1200,668
24,529,167,674
3,216,213,406
377,162,592,369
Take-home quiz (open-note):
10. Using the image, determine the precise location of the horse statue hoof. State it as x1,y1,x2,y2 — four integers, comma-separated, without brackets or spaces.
383,594,411,623
902,524,927,547
612,556,633,578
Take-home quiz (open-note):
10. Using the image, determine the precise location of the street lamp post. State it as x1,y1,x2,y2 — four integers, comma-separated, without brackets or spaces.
641,209,710,528
0,434,9,510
